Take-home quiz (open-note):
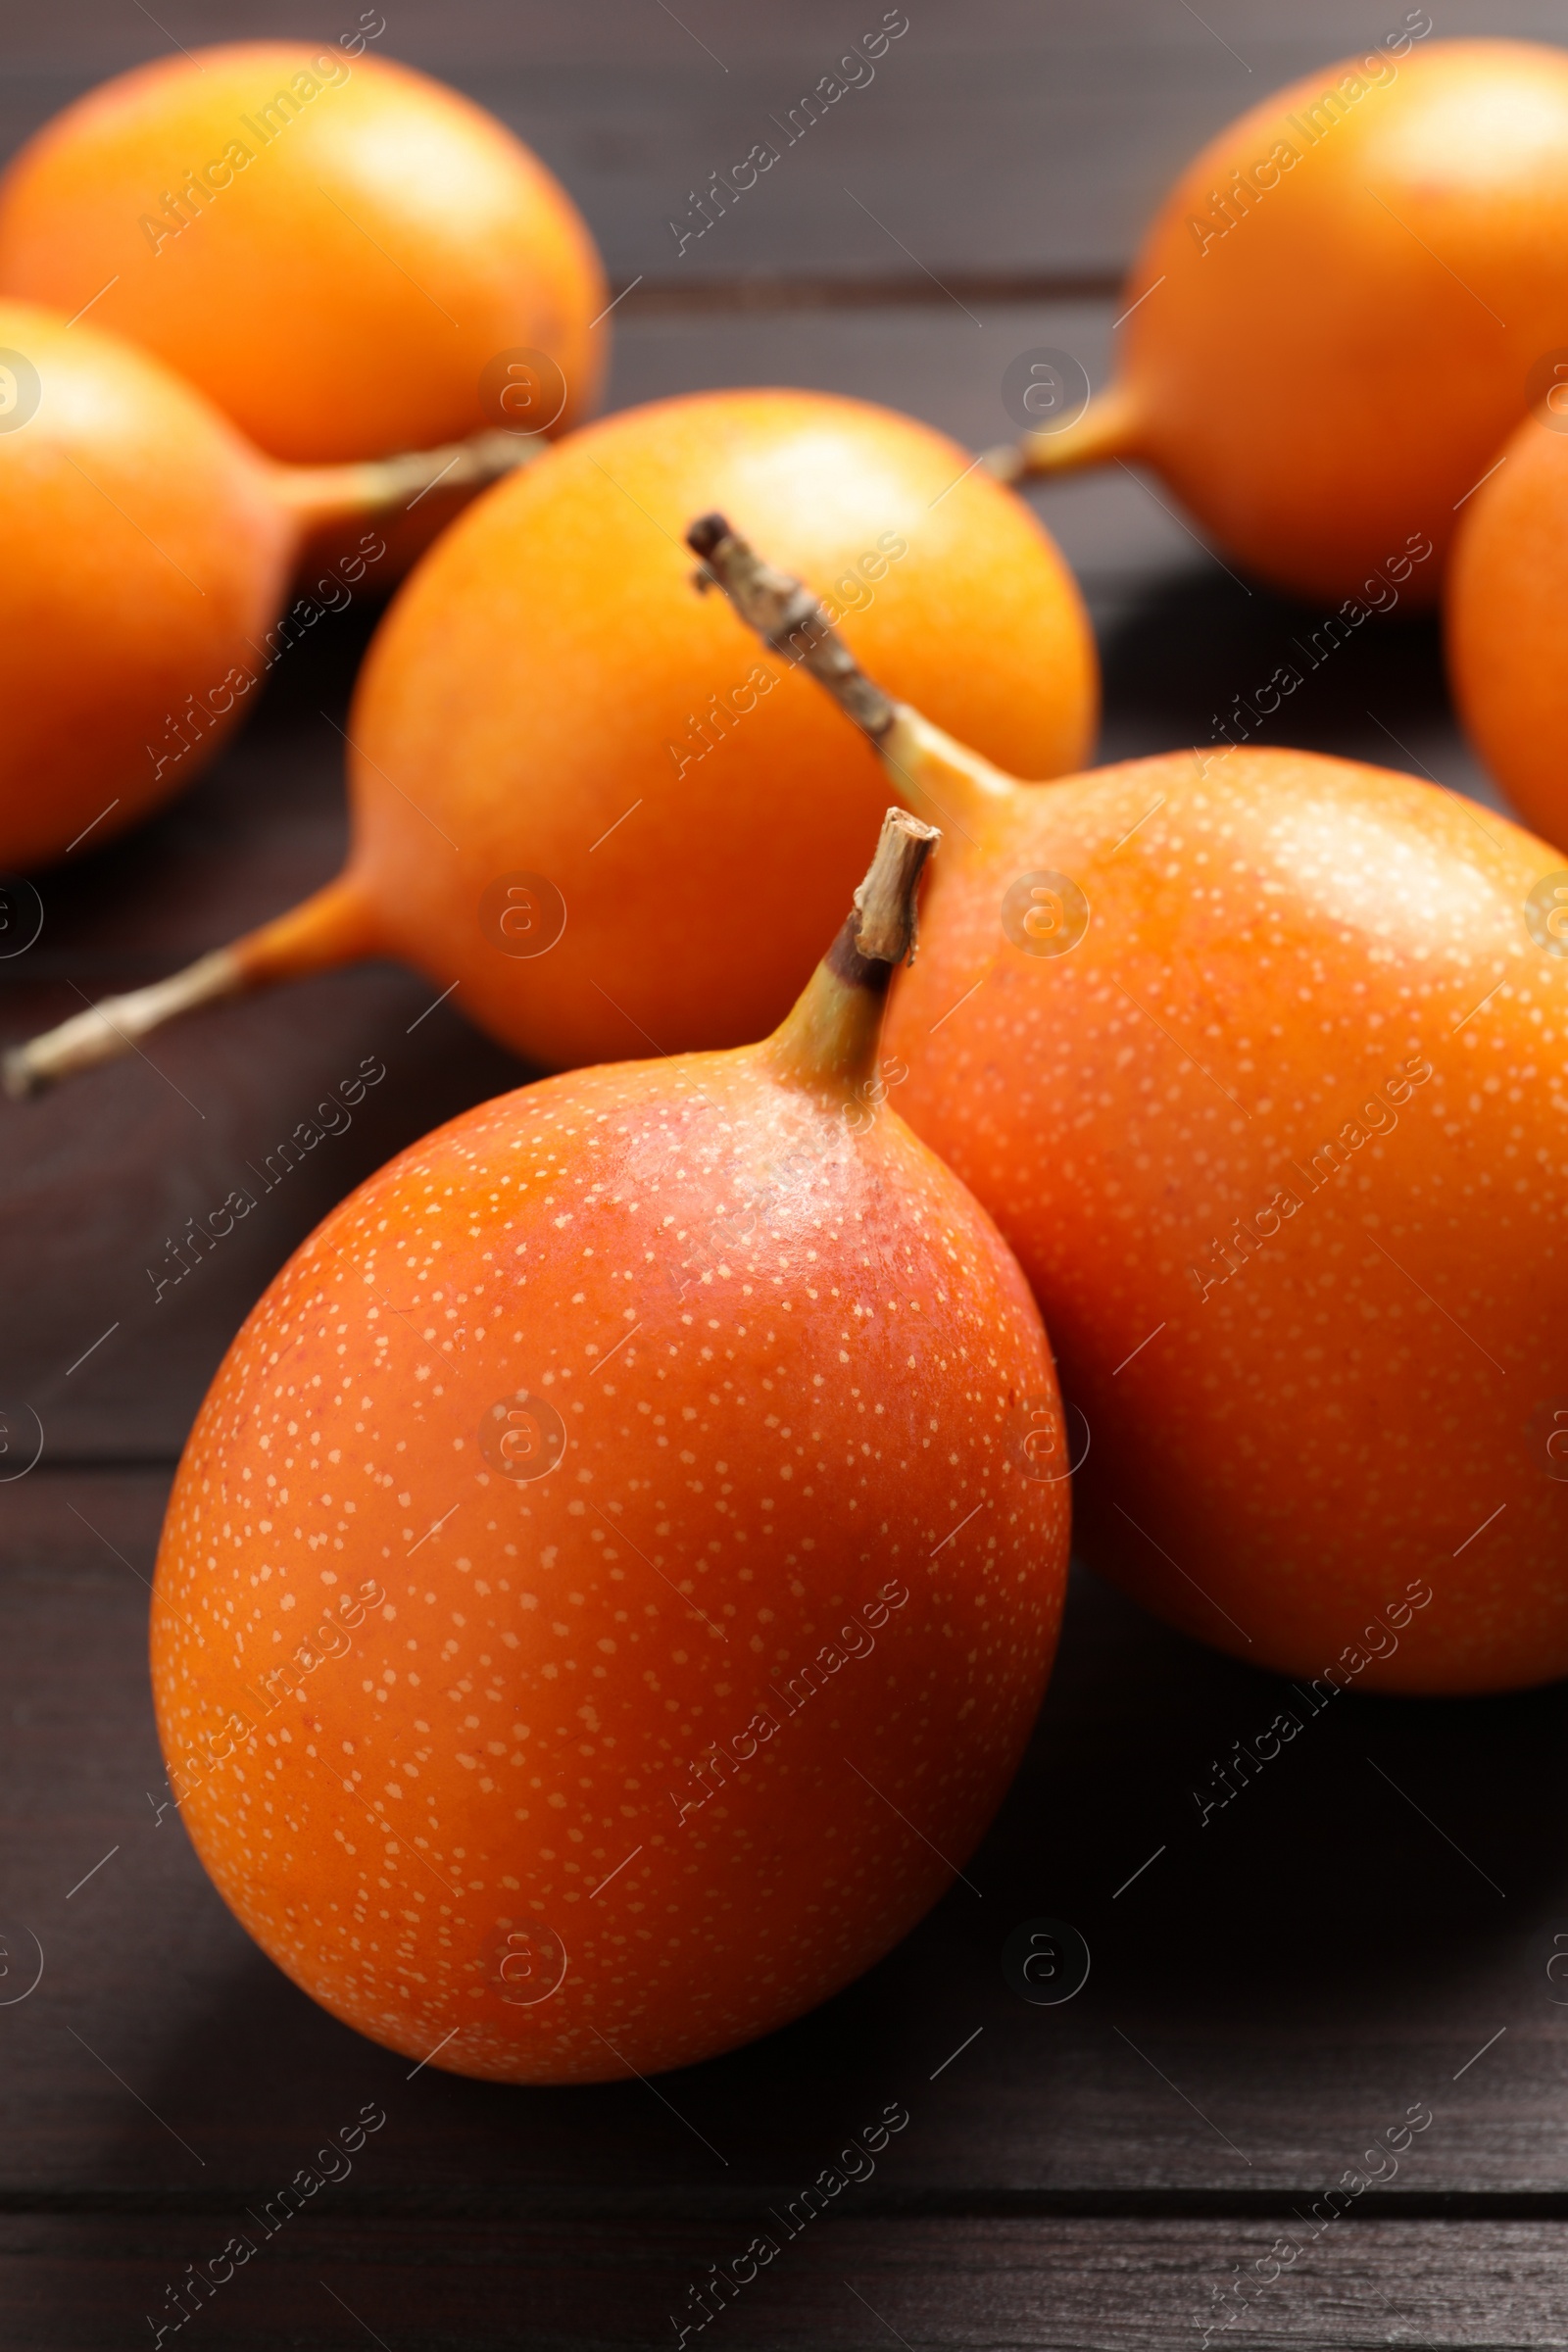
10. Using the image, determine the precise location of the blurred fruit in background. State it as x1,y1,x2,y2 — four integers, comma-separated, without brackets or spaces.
0,298,538,873
0,39,608,570
1447,401,1568,848
995,35,1568,604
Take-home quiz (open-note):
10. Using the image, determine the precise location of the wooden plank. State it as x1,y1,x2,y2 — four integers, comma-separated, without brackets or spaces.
0,951,526,1460
4,2214,1568,2349
1,6,1564,287
4,1471,1565,2196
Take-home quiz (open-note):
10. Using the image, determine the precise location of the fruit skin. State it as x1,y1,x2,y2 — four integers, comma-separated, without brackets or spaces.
347,389,1097,1068
1048,38,1568,604
0,299,293,869
0,42,606,467
150,1049,1068,2082
876,731,1568,1693
1447,407,1568,848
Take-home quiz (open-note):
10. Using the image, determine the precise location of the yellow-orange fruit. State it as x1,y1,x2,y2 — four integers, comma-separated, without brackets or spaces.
348,390,1096,1068
0,42,607,466
0,301,292,869
1009,37,1568,604
1447,405,1568,848
0,298,537,875
149,833,1069,2080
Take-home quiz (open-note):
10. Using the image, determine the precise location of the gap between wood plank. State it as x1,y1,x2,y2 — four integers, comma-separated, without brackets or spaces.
6,2189,1568,2221
613,270,1121,313
5,1456,181,1474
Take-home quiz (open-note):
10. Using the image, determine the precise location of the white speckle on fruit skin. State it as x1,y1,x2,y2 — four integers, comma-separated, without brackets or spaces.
888,742,1568,1691
150,1041,1068,2083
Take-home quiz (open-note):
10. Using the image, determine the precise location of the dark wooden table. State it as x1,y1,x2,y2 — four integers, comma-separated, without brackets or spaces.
4,6,1566,2345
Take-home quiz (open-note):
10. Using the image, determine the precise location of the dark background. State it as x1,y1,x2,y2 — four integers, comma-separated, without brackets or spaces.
3,5,1566,2345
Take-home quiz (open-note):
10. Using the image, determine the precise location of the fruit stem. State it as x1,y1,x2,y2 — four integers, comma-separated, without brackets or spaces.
687,511,898,738
3,874,376,1099
270,428,550,528
763,807,938,1094
686,512,1017,824
980,379,1142,486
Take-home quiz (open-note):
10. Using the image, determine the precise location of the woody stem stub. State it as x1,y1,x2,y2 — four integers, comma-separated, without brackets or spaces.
764,808,939,1097
833,806,940,987
686,513,898,741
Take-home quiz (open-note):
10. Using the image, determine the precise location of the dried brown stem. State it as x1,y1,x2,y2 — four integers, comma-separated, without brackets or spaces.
5,875,372,1100
853,808,939,966
686,513,897,741
273,428,550,527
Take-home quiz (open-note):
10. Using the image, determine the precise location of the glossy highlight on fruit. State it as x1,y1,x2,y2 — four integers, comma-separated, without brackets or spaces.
8,388,1097,1094
0,299,538,875
0,40,607,467
1446,404,1568,850
695,514,1568,1696
148,815,1070,2082
995,36,1568,604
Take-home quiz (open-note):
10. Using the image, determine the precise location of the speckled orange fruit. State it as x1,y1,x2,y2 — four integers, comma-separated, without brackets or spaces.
0,299,295,869
1009,38,1568,603
1447,406,1568,847
872,724,1568,1693
149,842,1069,2082
693,523,1568,1692
0,42,606,466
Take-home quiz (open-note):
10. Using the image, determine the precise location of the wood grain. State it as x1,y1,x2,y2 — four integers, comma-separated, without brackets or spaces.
0,5,1562,288
6,2215,1568,2349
